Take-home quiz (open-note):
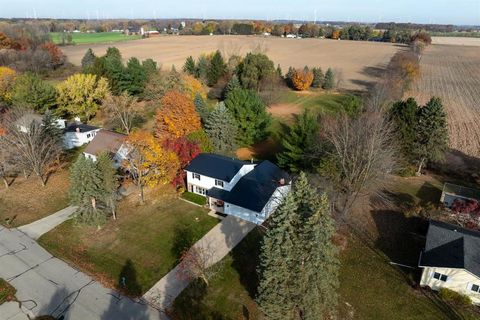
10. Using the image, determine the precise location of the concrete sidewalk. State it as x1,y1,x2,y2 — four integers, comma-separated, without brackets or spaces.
18,206,77,240
143,215,255,310
0,226,165,320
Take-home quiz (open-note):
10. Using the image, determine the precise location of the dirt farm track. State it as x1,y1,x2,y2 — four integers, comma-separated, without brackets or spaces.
407,44,480,158
62,35,401,91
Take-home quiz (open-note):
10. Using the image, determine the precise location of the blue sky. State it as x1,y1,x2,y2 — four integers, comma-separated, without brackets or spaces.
1,0,479,25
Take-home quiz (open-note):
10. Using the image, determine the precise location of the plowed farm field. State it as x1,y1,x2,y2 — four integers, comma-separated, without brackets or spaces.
61,35,400,91
406,45,480,157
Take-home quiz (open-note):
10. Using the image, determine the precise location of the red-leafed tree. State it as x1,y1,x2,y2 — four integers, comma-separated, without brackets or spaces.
41,42,64,67
451,199,480,216
0,32,22,50
162,137,201,187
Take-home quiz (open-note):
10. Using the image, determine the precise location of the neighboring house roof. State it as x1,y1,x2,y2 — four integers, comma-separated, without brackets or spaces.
208,160,289,212
65,123,99,133
443,183,480,201
185,153,247,182
420,220,480,278
84,130,126,157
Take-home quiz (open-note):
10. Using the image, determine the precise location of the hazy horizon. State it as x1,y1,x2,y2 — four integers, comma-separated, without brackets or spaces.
1,0,479,26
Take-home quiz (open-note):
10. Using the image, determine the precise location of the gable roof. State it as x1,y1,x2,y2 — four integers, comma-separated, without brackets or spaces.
185,153,247,182
208,160,289,213
84,130,126,157
65,123,99,133
420,220,480,278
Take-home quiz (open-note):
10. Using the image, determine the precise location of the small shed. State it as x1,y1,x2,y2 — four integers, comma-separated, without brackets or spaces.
440,183,480,208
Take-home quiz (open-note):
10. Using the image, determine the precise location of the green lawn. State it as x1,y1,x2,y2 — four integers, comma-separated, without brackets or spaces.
39,193,218,295
50,32,141,45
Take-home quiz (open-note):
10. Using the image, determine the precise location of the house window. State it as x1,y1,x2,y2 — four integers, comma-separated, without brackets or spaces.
433,272,448,282
192,173,200,180
87,133,91,138
215,179,224,187
194,186,206,195
471,284,480,293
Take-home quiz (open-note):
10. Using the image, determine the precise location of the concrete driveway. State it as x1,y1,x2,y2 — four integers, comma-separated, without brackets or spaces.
18,206,77,240
0,226,166,320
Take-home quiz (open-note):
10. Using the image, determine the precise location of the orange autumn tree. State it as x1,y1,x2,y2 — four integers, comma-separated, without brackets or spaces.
291,69,314,91
181,74,207,100
124,131,180,203
156,90,201,138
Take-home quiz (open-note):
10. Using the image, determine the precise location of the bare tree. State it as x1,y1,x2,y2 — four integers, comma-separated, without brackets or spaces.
0,147,17,188
103,92,141,134
176,241,219,286
320,108,398,218
0,110,62,186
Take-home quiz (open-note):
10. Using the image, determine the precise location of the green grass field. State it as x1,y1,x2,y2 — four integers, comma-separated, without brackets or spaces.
50,32,141,45
39,192,218,295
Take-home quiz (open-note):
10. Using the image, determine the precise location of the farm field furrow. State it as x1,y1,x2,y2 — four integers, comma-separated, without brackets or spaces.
61,35,401,91
406,44,480,157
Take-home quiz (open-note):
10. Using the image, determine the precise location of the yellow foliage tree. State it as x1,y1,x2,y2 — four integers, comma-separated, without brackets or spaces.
124,131,180,203
0,67,16,102
56,74,109,121
156,90,201,138
181,74,207,100
291,69,314,91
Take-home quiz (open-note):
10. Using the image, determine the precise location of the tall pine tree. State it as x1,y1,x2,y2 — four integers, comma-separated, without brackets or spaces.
311,67,324,88
96,152,118,220
390,97,418,164
194,93,209,123
205,102,237,154
206,50,226,86
126,57,147,95
323,68,335,90
257,172,339,319
277,110,318,172
183,56,196,76
81,48,96,73
414,97,448,174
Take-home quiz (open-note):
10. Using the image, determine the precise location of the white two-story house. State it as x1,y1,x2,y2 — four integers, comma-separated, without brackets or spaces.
83,129,129,168
419,220,480,305
185,153,291,224
64,122,101,150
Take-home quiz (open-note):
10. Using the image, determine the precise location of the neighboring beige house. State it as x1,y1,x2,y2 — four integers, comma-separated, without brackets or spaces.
83,130,129,168
419,220,480,305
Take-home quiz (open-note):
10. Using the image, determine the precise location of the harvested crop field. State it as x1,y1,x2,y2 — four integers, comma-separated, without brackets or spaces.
431,36,480,46
406,44,480,157
61,35,400,91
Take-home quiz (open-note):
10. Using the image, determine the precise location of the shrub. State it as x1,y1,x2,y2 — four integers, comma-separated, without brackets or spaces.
182,192,207,206
291,69,314,91
438,288,472,306
0,278,16,305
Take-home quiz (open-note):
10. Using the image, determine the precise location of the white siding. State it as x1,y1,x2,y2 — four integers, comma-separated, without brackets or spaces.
185,164,255,193
420,266,480,305
83,143,129,169
64,129,101,149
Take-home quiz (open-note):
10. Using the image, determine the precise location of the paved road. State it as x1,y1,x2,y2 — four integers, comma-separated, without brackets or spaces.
143,214,255,310
0,227,166,320
18,206,77,240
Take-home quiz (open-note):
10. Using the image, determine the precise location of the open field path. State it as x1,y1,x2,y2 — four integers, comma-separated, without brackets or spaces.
143,214,255,310
0,226,166,319
18,206,77,240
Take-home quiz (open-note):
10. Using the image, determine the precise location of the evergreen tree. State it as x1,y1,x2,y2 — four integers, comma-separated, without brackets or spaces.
196,56,209,80
224,88,271,146
257,172,339,320
105,47,122,60
277,110,318,172
126,57,147,95
323,68,335,90
204,102,237,154
223,74,241,98
311,67,324,88
389,97,418,162
142,58,157,77
285,66,295,87
105,52,128,95
414,97,448,174
206,50,226,86
41,110,63,146
194,93,209,123
69,156,107,225
81,48,96,73
236,52,275,91
276,64,283,77
96,152,118,220
11,73,57,113
183,56,197,76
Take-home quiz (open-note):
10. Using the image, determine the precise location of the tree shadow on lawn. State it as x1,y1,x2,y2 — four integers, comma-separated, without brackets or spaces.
118,259,142,297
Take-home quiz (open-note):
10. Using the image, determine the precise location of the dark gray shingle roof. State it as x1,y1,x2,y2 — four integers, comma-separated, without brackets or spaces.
420,220,480,277
207,160,289,213
65,123,99,133
185,153,247,182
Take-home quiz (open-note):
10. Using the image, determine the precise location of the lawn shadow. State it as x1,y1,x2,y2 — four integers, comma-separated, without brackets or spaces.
37,286,71,319
118,259,142,296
